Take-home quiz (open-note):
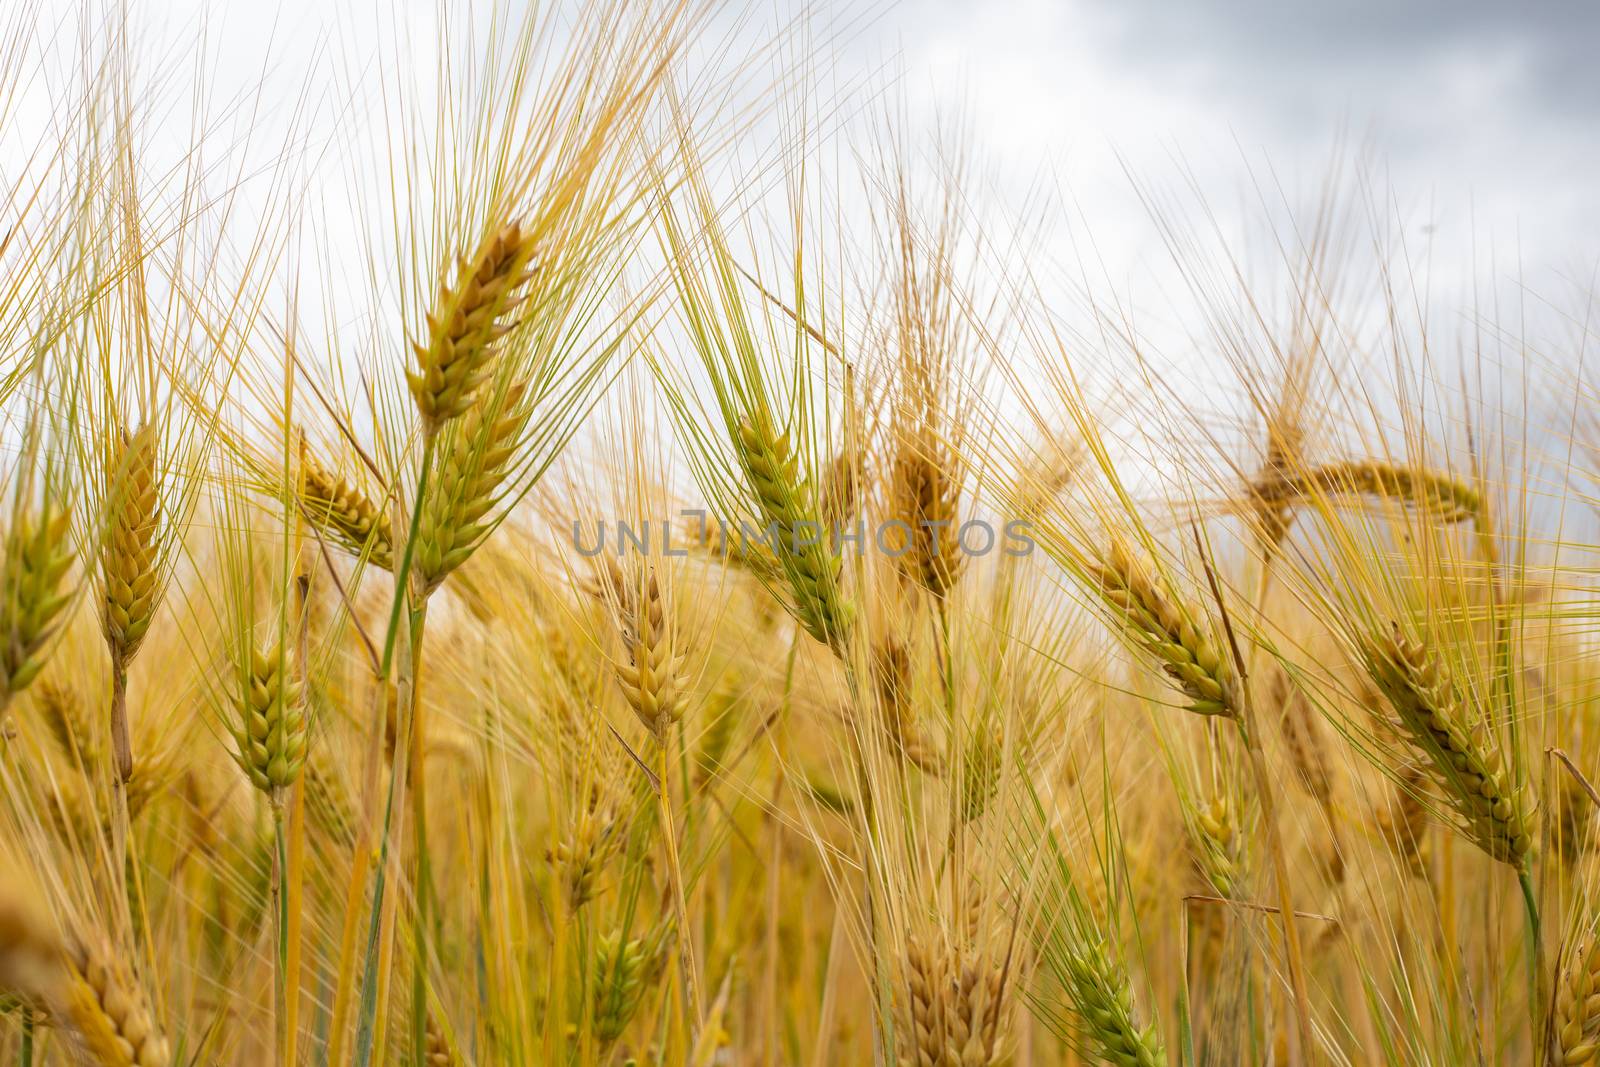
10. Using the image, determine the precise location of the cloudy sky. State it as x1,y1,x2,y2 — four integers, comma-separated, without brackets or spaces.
16,0,1600,384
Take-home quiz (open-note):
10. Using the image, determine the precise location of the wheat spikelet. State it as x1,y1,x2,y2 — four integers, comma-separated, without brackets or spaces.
1188,794,1243,898
872,638,944,773
592,924,671,1048
60,934,170,1067
1091,540,1239,717
889,437,963,598
735,413,853,651
0,499,73,711
820,447,864,529
36,680,98,768
100,422,162,666
415,380,529,594
1060,941,1166,1067
1252,459,1482,525
547,781,623,910
1553,932,1600,1064
227,640,309,806
1365,626,1533,867
896,933,1009,1067
408,222,539,429
604,563,687,738
957,727,1002,825
424,1012,458,1066
300,450,393,570
1268,669,1332,806
1377,763,1430,877
1556,772,1594,867
304,750,357,846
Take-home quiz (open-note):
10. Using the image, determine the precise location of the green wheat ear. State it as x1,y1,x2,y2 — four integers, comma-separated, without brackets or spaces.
0,499,75,709
229,640,309,806
735,413,853,651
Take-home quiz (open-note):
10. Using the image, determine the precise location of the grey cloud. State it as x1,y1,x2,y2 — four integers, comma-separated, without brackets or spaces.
1095,0,1600,121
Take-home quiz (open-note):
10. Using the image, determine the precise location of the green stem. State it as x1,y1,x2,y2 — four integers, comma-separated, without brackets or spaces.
275,806,289,1066
19,1009,34,1067
657,732,703,1035
409,600,432,1067
1518,865,1543,1039
354,433,436,1067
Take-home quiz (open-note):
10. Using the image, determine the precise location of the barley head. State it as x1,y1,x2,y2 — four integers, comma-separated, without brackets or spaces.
0,499,74,710
592,924,671,1048
228,640,309,806
735,414,853,651
1092,540,1238,718
889,438,963,598
414,379,529,595
1365,626,1533,868
408,222,539,429
611,567,688,739
897,933,1009,1067
300,450,393,570
100,422,162,666
1553,934,1600,1064
60,935,170,1067
1060,941,1166,1067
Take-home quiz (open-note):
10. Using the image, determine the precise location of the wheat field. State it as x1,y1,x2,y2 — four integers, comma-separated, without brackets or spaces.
0,2,1596,1065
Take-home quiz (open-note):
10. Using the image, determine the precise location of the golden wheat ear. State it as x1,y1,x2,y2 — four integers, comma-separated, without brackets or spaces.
1091,538,1240,718
1364,625,1533,868
408,222,540,432
298,448,393,571
227,639,310,809
413,377,532,594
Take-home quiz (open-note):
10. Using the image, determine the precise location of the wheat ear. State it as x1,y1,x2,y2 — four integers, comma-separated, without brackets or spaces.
890,435,963,598
101,422,161,784
898,933,1010,1067
414,379,528,594
1253,459,1483,525
0,499,74,711
592,924,672,1048
1365,625,1533,867
300,450,392,570
1552,933,1600,1064
1091,539,1239,717
1061,940,1167,1067
407,222,539,430
228,640,309,808
60,934,170,1067
736,413,853,651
